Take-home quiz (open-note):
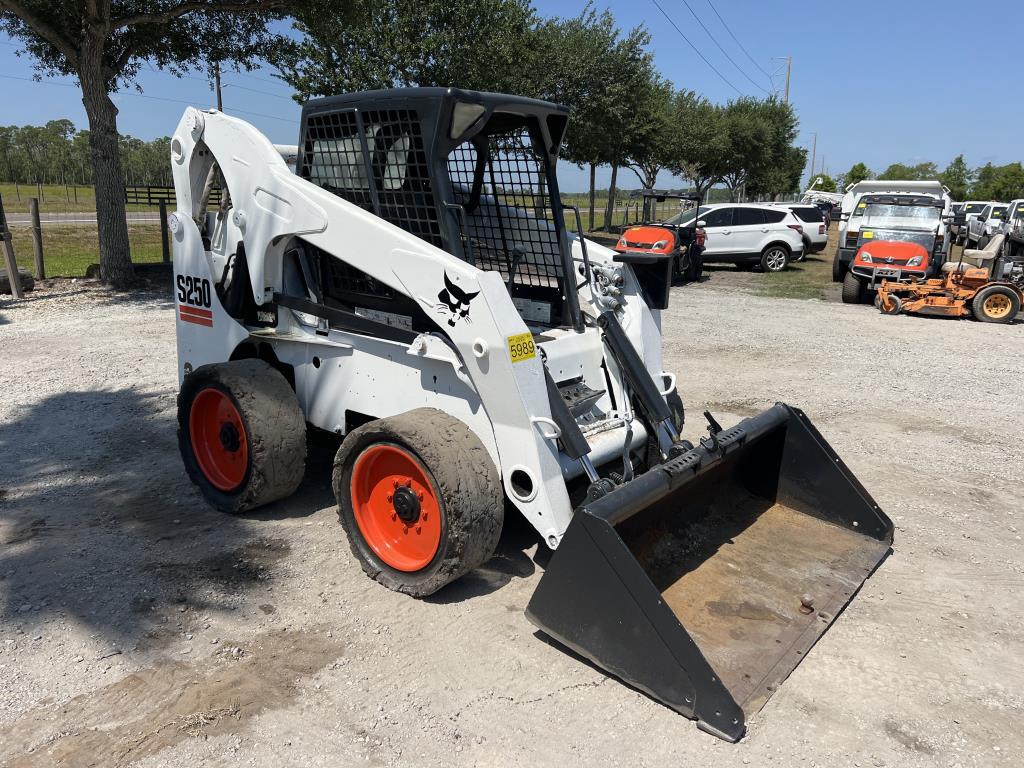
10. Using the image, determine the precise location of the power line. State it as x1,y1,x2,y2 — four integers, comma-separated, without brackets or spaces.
678,0,769,94
649,0,743,96
705,0,772,80
0,72,296,124
221,81,296,103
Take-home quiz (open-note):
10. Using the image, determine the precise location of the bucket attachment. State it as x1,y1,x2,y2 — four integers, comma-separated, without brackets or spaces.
526,404,893,742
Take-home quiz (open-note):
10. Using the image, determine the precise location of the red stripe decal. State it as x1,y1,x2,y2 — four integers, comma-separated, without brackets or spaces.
179,305,213,319
179,306,214,326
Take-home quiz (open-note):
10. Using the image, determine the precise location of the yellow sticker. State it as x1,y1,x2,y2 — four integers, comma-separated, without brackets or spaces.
858,202,867,208
862,230,874,239
507,332,536,363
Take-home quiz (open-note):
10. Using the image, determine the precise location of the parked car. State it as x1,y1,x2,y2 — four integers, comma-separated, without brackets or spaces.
965,203,1008,248
958,200,993,245
669,203,804,271
773,203,828,260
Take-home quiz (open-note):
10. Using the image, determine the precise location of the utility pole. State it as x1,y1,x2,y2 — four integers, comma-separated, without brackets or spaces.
809,133,817,184
783,56,792,104
214,61,223,111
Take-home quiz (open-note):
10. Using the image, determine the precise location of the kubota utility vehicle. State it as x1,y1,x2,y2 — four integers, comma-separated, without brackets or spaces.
877,234,1023,322
615,191,704,283
170,88,893,742
842,194,950,304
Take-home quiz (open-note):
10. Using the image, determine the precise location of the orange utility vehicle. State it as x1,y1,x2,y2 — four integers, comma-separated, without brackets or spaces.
876,234,1023,323
615,191,704,283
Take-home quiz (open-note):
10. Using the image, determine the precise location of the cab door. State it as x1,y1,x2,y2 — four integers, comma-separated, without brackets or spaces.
732,207,768,253
699,207,735,255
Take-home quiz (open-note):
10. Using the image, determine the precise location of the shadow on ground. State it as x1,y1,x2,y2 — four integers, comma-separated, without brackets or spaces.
0,387,330,651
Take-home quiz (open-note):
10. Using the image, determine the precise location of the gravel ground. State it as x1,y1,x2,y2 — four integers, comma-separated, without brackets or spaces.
1,276,1022,768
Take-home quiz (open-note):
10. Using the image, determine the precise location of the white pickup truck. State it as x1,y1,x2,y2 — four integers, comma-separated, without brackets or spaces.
832,180,952,282
964,202,1008,248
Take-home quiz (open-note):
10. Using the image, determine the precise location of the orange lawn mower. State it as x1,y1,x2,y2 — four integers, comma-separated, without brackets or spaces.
876,234,1024,323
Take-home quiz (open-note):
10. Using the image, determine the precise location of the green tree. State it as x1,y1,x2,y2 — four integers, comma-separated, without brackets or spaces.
971,162,1024,200
805,173,837,193
939,154,972,200
278,0,537,100
840,162,872,188
666,92,727,199
0,1,291,287
622,79,676,190
877,161,939,181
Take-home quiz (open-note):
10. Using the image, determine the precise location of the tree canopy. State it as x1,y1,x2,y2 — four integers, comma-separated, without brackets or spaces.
0,0,292,287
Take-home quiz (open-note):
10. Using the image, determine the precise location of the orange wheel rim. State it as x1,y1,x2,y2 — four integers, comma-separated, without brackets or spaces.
189,388,248,492
351,444,442,572
983,293,1012,319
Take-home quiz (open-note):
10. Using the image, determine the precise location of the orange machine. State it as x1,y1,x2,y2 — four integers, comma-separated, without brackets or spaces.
876,251,1023,323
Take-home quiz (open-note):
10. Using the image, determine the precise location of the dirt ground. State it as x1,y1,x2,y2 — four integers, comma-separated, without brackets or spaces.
1,268,1022,768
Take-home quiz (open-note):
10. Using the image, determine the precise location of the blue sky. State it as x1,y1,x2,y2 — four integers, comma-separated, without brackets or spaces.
1,0,1022,192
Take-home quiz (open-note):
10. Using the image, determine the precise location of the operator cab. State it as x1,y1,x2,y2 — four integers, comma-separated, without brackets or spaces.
294,87,593,333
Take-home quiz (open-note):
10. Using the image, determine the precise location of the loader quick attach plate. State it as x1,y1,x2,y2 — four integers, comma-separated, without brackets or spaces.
526,403,893,742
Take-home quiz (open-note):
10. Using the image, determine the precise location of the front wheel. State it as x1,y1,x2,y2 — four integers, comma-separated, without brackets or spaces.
977,234,990,250
759,245,789,272
972,285,1021,323
178,359,307,513
333,408,503,597
841,270,867,304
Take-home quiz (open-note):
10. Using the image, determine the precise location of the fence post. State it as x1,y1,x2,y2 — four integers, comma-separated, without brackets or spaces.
0,193,23,300
29,197,45,280
159,199,170,263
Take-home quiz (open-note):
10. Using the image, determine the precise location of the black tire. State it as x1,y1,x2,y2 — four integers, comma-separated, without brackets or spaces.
972,284,1021,324
977,234,990,250
832,251,846,282
333,408,503,597
759,244,789,272
877,293,902,315
178,359,307,513
684,248,703,283
841,270,867,304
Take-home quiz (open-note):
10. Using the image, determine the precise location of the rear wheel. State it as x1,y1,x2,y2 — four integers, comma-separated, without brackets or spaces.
333,408,502,597
841,270,867,304
759,244,789,272
683,248,703,283
178,359,306,513
978,234,991,250
972,285,1020,323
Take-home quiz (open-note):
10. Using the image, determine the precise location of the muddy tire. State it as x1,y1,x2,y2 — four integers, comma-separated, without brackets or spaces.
333,408,503,597
972,285,1021,323
841,270,867,304
178,359,307,513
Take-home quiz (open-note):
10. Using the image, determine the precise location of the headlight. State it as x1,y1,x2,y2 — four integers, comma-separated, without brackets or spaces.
907,256,923,267
617,238,626,248
651,240,668,250
860,252,873,263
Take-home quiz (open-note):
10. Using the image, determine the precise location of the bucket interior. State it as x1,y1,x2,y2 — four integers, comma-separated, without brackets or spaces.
614,427,890,715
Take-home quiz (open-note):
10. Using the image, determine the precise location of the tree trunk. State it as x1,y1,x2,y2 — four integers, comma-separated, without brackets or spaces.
78,55,133,288
588,163,596,233
603,162,618,232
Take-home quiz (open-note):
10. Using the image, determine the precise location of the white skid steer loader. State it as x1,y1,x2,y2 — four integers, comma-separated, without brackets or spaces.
171,88,893,741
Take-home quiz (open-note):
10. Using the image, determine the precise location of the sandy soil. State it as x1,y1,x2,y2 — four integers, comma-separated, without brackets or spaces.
1,274,1022,768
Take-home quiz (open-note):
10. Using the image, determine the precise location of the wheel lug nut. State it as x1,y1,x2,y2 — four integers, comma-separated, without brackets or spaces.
416,526,422,534
422,513,428,521
416,491,423,500
387,494,393,503
405,479,412,487
391,514,397,521
393,480,399,488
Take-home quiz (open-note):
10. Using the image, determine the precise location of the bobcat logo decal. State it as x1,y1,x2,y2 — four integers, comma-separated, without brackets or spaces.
436,272,479,326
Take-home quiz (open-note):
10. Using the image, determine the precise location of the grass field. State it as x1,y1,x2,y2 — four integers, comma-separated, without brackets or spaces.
0,182,168,215
7,222,166,277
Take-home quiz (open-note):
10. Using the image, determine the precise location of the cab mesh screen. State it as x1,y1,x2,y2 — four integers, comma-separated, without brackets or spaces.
301,108,444,250
446,129,562,291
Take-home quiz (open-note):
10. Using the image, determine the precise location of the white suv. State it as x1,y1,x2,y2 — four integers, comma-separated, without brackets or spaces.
773,203,828,261
673,203,804,272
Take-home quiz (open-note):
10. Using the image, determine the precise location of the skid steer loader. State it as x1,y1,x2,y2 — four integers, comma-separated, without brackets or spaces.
170,88,892,742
